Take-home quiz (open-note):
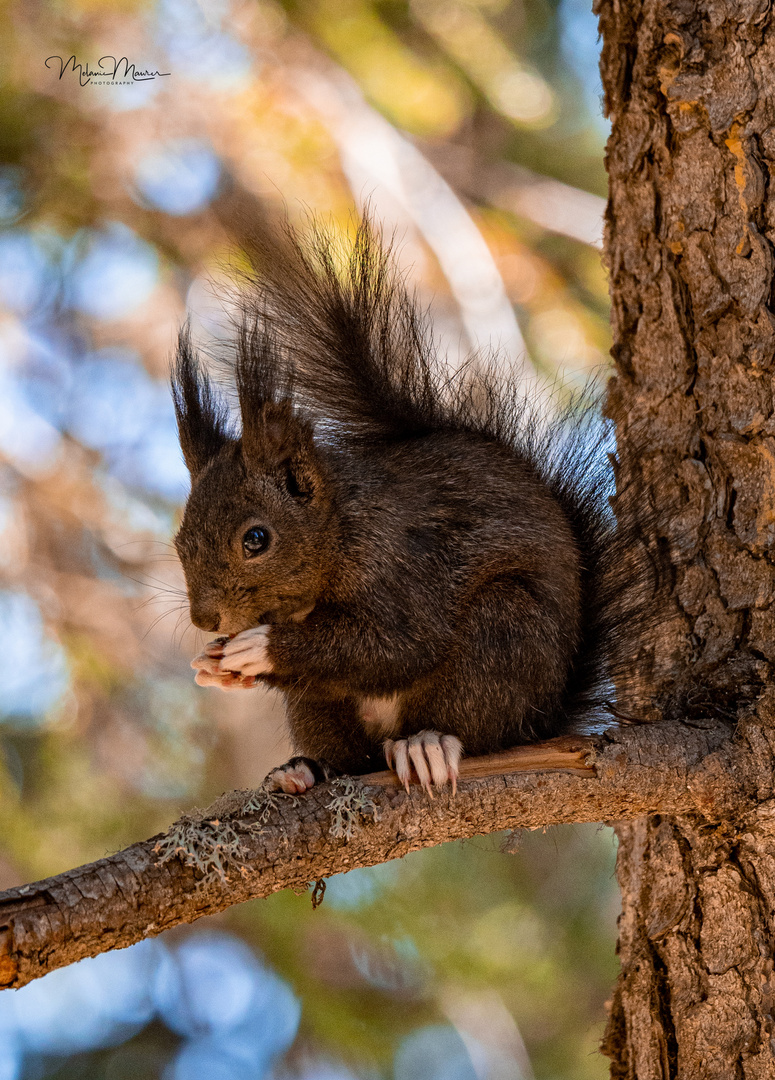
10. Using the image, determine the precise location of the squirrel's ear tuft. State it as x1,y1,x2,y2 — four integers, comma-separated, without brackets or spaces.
172,327,232,476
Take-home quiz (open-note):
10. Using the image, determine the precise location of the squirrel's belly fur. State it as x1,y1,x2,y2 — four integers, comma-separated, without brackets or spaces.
359,695,401,736
174,215,653,788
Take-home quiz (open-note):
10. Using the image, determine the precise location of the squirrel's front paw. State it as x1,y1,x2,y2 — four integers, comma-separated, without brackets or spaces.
191,638,259,691
264,757,320,794
219,626,274,677
383,731,463,796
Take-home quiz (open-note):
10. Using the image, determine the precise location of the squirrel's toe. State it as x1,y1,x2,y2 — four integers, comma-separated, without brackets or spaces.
219,626,273,676
265,760,317,794
384,731,462,795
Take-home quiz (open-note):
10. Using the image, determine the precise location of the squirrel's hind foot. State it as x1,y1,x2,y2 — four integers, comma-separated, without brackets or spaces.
383,732,462,796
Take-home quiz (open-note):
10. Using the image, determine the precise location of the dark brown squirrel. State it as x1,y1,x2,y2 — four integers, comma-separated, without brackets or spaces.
172,217,647,796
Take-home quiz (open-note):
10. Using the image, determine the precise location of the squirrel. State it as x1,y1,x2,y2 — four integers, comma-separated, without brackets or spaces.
172,217,649,796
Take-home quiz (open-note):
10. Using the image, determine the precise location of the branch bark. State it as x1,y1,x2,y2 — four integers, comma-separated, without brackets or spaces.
1,719,771,991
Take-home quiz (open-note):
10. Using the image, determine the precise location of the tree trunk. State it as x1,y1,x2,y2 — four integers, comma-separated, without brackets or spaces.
598,0,775,1075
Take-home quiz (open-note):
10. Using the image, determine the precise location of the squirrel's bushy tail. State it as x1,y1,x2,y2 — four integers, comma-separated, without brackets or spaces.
540,414,660,729
237,216,445,441
235,215,659,728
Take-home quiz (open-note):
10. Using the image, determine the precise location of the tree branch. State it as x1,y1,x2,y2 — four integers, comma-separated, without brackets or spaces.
0,719,762,990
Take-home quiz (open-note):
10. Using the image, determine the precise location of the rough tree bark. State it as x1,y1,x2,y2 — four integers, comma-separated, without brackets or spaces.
5,4,775,1076
597,0,775,1076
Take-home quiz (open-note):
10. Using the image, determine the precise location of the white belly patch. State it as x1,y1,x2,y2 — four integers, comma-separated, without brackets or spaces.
359,693,401,736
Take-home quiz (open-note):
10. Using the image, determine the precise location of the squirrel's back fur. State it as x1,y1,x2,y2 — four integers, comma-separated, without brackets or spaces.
174,216,655,778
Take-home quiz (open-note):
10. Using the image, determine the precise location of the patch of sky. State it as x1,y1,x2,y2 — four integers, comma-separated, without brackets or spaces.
155,0,253,89
0,364,61,473
0,231,59,317
0,592,69,723
154,933,299,1040
324,860,401,910
134,139,221,215
97,470,178,539
9,324,77,432
0,1036,21,1080
168,1030,279,1080
68,349,159,446
155,933,300,1077
0,288,187,497
0,933,300,1078
394,1025,478,1080
0,167,24,224
559,0,608,132
350,935,426,996
1,940,160,1058
103,72,164,112
66,223,159,321
67,349,189,499
126,415,191,500
294,1065,362,1080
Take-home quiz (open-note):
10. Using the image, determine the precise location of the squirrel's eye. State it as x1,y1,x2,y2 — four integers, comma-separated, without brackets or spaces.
242,526,270,558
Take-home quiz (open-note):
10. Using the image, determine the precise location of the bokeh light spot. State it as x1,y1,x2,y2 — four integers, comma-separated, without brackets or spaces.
394,1024,478,1080
0,591,69,721
153,933,300,1048
134,140,221,216
67,350,189,498
4,940,160,1056
0,233,55,315
68,224,159,321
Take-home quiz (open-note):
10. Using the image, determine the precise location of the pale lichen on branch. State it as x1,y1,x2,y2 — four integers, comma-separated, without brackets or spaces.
242,784,294,825
326,777,379,840
153,775,381,887
153,813,247,887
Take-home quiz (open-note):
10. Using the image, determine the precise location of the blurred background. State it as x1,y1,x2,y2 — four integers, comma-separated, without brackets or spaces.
0,0,618,1077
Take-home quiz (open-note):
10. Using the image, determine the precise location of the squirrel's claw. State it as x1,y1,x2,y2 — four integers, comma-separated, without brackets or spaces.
193,667,257,691
191,643,257,690
383,731,462,795
191,654,219,675
409,738,434,797
202,637,230,658
440,734,462,795
191,635,231,673
384,738,411,793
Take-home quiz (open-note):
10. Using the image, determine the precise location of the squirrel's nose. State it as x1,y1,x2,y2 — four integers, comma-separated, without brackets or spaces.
190,607,220,633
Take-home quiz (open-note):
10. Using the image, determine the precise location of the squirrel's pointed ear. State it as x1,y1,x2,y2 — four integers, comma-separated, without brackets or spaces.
236,322,322,498
172,328,232,476
241,401,322,500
